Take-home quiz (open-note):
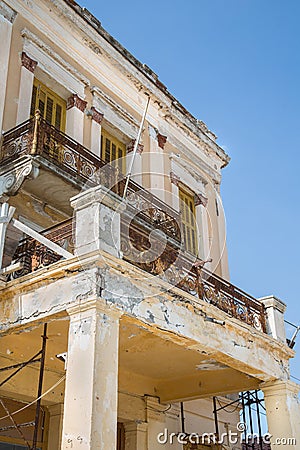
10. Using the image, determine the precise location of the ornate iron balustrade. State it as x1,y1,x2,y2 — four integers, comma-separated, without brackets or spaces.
1,113,180,241
10,219,74,278
2,115,266,332
11,216,266,332
121,223,266,333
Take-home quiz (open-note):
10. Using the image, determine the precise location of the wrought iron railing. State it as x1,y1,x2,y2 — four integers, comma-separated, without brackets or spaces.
11,216,266,332
10,219,74,278
1,113,180,242
2,113,266,332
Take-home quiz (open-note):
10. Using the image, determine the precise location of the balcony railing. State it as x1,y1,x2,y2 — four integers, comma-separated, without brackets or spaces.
10,217,266,333
2,114,267,333
0,114,181,242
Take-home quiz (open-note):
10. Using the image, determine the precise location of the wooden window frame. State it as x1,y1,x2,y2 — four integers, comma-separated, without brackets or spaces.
101,129,126,174
30,79,66,132
179,184,198,256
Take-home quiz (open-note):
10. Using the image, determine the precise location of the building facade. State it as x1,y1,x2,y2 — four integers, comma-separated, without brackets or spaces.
0,0,299,449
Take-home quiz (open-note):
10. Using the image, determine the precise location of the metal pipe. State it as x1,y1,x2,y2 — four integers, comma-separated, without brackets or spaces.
255,390,263,450
180,402,185,434
247,391,255,450
0,398,31,448
32,323,47,450
122,94,150,199
0,357,41,373
241,392,249,450
0,351,42,388
212,396,219,441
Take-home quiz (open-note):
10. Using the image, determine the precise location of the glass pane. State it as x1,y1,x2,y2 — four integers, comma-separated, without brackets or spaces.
105,138,111,163
45,97,54,125
55,104,62,130
30,85,37,117
112,143,116,161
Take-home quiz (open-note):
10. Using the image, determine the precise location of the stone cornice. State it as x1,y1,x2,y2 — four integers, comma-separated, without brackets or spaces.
169,153,210,187
126,139,144,154
91,86,139,130
21,28,90,86
90,106,103,125
195,193,208,207
46,0,229,167
169,171,180,186
157,132,167,149
67,94,87,112
0,1,17,23
21,51,37,73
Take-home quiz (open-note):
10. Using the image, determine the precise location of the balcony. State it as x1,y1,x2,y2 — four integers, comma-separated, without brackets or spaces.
0,115,267,334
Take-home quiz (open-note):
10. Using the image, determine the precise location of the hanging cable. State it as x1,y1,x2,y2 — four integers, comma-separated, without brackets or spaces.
0,375,65,422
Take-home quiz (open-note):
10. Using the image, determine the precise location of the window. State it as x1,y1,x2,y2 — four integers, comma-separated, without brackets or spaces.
30,79,66,131
179,186,198,255
101,129,126,174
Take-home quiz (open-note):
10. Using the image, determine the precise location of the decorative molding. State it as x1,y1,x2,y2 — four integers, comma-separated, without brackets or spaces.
169,171,180,186
38,1,229,166
0,1,17,23
91,86,139,130
90,106,103,124
21,28,90,86
21,51,38,73
169,153,210,187
67,94,87,112
157,132,167,149
0,159,39,200
126,139,144,154
194,193,208,207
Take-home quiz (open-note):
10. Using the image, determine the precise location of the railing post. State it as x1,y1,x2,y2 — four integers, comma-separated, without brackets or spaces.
31,109,41,155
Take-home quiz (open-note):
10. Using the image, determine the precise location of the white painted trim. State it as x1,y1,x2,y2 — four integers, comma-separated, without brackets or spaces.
12,218,72,259
21,28,88,98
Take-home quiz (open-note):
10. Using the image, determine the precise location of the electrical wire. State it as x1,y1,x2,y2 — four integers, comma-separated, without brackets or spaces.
216,398,241,413
284,320,299,329
0,375,66,422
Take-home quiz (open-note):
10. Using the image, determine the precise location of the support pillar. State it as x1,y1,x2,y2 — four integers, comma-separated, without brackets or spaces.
0,1,17,131
148,125,166,202
261,380,300,449
90,107,103,157
71,185,121,257
260,296,287,343
145,396,167,450
66,94,87,144
47,404,64,450
124,421,148,450
126,139,144,186
16,52,37,124
61,300,121,450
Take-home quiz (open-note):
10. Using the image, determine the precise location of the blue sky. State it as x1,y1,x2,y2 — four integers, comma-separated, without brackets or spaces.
81,0,300,378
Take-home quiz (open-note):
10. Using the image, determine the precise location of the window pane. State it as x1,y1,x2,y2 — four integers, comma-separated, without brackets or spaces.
30,85,37,117
45,97,53,125
55,104,62,129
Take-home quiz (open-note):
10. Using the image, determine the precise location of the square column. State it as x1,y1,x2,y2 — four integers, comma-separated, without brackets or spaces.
145,396,167,450
47,404,64,450
148,125,167,202
126,139,144,186
260,296,287,343
66,94,87,145
61,300,121,450
90,107,103,157
0,1,17,131
71,185,121,258
16,52,37,124
124,422,148,450
261,380,300,449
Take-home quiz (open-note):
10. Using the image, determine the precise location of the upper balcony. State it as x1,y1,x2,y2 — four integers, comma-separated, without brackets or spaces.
0,113,267,335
